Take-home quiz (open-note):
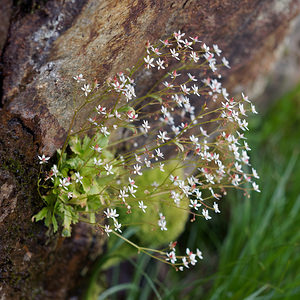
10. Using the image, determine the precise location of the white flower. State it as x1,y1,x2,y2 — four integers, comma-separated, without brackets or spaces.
190,51,199,63
133,164,142,176
135,154,142,163
222,57,230,68
253,182,261,192
170,70,181,78
213,44,222,56
190,135,198,144
59,177,71,190
75,172,83,184
251,104,258,114
128,185,137,197
182,257,189,268
160,39,171,46
222,88,229,99
242,92,251,103
104,164,114,175
180,84,190,94
196,248,203,260
210,79,221,93
182,39,193,49
155,148,164,159
187,73,197,82
119,188,129,202
144,55,155,69
100,126,110,137
127,110,138,121
202,43,210,52
244,141,251,151
189,199,201,210
163,81,174,88
129,177,137,188
252,168,260,179
91,144,102,153
166,251,177,264
94,158,103,166
174,30,185,43
202,208,212,220
96,105,106,115
190,36,201,43
191,84,200,96
138,201,147,213
159,163,165,172
157,58,165,70
51,165,58,177
241,150,250,165
151,47,162,55
158,219,167,231
195,190,202,200
200,126,209,137
158,213,167,231
104,225,112,236
213,202,221,213
239,103,247,116
38,154,50,164
170,48,180,60
104,208,119,220
142,120,150,133
157,131,170,143
81,84,91,96
186,248,197,265
73,74,85,82
114,220,122,233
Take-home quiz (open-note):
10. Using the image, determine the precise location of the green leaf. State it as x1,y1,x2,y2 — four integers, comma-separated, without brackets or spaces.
90,212,96,224
69,136,82,155
62,228,71,237
82,177,92,193
82,135,92,152
149,94,162,103
81,164,99,177
32,207,49,222
174,140,184,152
118,106,134,113
65,156,84,169
88,180,102,195
94,132,109,148
52,215,58,233
98,283,138,300
87,195,102,211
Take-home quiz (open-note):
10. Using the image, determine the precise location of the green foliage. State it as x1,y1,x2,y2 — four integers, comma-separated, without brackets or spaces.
206,84,300,299
119,161,189,246
33,132,117,236
92,84,300,300
103,161,190,269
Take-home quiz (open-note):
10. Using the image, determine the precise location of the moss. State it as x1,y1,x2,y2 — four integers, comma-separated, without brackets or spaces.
13,0,49,14
2,157,25,177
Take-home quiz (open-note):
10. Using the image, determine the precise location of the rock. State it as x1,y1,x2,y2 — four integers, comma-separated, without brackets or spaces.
3,0,300,155
0,111,104,299
0,0,12,55
1,0,300,298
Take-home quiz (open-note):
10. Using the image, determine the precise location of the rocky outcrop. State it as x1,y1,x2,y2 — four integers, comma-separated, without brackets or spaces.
1,0,300,298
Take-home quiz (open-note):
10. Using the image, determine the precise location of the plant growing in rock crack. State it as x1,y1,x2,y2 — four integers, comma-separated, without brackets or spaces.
34,30,260,271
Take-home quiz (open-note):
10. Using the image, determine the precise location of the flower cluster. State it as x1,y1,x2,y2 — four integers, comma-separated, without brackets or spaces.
35,31,259,271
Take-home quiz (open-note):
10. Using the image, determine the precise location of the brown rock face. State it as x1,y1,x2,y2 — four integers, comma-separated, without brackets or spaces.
1,0,300,298
0,111,104,299
3,0,300,155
